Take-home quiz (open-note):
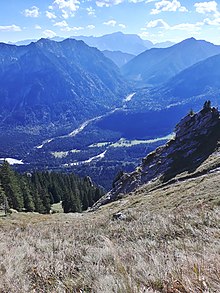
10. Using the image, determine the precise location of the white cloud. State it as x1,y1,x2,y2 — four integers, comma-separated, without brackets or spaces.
179,6,188,12
171,22,203,31
53,20,68,27
0,25,21,32
103,19,117,26
61,26,84,31
87,7,96,16
194,1,217,14
62,10,69,18
194,1,220,27
23,6,40,18
43,29,57,38
95,0,145,5
87,24,95,29
145,19,203,32
53,0,80,11
96,0,123,7
138,31,149,39
51,0,80,18
204,17,220,25
146,18,170,28
129,0,146,2
35,25,42,30
119,23,126,29
46,11,57,19
151,0,188,14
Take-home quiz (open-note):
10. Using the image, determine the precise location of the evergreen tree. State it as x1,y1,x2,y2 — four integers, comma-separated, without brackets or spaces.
0,163,103,214
203,100,211,110
0,183,8,215
32,190,45,213
20,179,35,212
0,161,24,211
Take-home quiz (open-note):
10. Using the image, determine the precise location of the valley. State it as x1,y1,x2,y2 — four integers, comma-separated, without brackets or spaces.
1,35,220,191
1,1,220,292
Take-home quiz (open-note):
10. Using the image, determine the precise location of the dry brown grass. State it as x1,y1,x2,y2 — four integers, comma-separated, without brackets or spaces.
0,172,220,292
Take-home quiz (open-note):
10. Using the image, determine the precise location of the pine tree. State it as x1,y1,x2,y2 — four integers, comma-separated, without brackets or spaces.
20,179,35,212
0,161,24,211
0,183,8,215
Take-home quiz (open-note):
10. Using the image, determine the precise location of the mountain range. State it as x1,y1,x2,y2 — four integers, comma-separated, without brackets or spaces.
12,32,175,56
0,38,128,131
1,35,220,191
164,53,220,98
122,37,220,85
1,31,220,293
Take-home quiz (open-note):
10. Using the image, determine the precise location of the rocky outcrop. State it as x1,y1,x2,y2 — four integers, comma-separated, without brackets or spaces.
93,105,220,209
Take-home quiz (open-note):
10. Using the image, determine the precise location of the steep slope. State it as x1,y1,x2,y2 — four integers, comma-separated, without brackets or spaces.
94,105,220,208
102,50,135,68
71,32,151,55
163,53,220,98
1,171,219,292
0,39,128,129
122,38,220,85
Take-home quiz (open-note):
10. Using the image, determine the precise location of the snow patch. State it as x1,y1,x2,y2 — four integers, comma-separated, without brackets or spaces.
123,92,136,103
0,158,24,165
65,150,107,167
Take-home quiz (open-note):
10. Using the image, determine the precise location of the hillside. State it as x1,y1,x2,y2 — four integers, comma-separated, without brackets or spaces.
163,53,220,98
0,38,129,160
94,104,220,207
102,50,135,68
1,102,220,292
122,38,220,85
0,154,219,292
0,38,128,130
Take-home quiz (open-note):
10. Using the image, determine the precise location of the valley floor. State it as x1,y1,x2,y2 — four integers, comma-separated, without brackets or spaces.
0,171,220,292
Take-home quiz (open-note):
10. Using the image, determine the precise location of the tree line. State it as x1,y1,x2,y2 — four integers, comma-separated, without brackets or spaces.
0,161,103,214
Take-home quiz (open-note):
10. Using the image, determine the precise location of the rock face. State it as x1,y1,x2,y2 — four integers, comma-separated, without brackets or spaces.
93,105,220,208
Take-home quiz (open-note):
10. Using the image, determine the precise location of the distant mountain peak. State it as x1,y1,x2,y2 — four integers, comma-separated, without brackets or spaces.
70,32,151,55
184,37,196,42
122,37,220,85
0,38,128,128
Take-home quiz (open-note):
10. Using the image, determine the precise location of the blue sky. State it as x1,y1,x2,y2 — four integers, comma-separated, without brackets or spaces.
0,0,220,44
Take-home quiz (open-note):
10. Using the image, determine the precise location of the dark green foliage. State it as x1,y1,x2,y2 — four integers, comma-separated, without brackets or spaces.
19,179,35,212
0,182,9,215
189,109,195,116
0,161,24,211
203,100,211,110
0,163,104,214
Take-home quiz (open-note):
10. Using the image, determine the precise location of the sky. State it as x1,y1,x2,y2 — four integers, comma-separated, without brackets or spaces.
0,0,220,44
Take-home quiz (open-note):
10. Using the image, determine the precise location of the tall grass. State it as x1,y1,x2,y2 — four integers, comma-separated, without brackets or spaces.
0,173,220,292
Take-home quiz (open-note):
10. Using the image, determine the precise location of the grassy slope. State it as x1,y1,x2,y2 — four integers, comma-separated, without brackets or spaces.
0,155,220,292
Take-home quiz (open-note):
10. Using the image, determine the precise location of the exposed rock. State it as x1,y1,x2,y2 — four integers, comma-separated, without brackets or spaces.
112,212,127,221
93,106,220,209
